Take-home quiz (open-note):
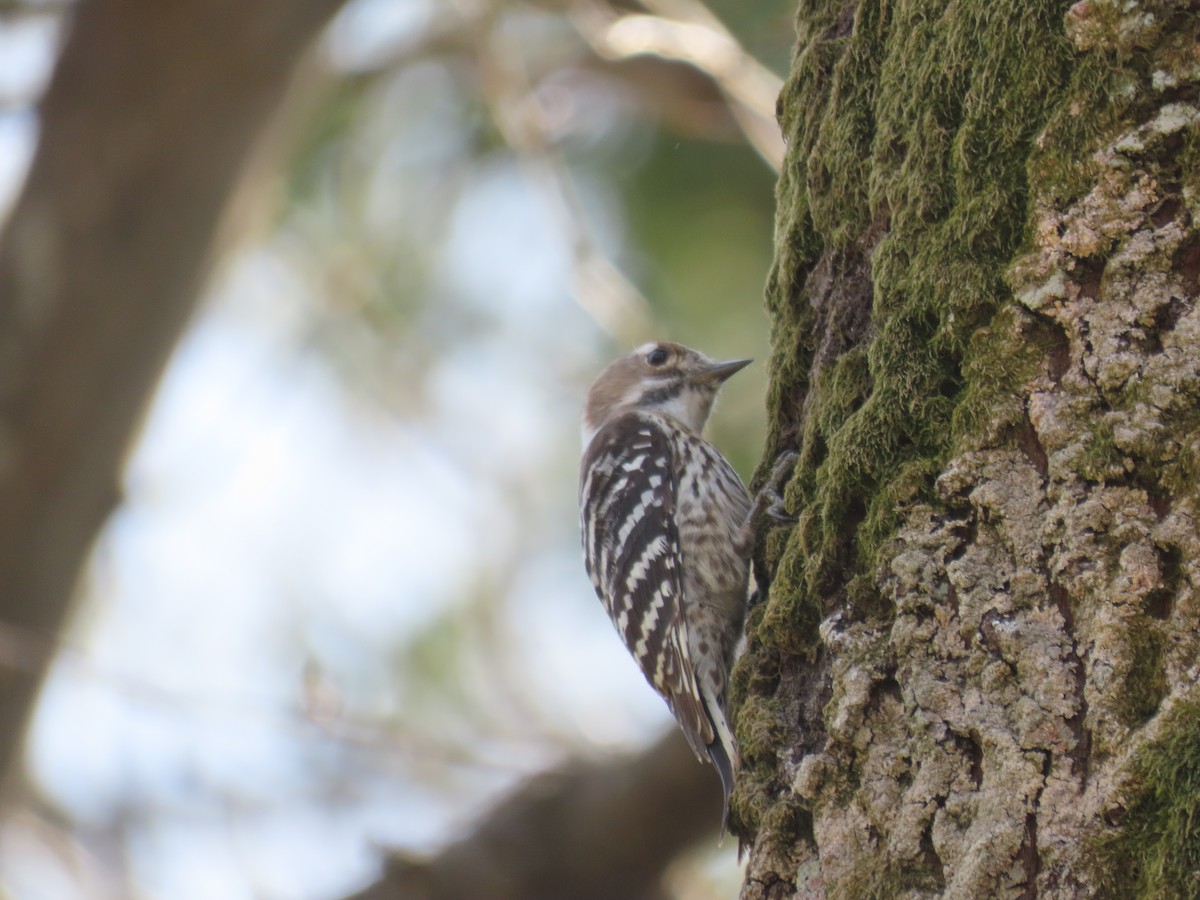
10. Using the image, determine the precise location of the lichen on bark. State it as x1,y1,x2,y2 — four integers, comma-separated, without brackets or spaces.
735,1,1200,897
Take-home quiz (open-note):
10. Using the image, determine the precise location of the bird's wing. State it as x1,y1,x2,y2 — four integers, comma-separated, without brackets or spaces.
580,414,712,756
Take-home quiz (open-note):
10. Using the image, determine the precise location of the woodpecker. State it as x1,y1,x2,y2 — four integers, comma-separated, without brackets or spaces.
579,340,763,821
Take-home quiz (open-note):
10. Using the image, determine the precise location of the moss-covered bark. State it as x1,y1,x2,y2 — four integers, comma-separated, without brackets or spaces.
736,1,1200,896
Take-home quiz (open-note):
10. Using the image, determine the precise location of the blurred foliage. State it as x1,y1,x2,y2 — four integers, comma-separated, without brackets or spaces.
279,0,792,470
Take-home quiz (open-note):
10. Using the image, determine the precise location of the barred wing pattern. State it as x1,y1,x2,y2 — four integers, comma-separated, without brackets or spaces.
580,412,713,758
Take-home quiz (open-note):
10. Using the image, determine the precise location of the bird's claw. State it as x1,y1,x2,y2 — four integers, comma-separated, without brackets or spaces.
766,499,797,524
735,450,799,557
761,450,798,522
767,451,799,490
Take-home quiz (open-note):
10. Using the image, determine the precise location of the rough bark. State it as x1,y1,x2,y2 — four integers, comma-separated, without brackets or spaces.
346,731,723,900
0,0,345,790
735,1,1200,897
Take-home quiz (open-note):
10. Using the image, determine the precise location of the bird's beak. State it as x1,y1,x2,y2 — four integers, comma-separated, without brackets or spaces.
694,358,752,384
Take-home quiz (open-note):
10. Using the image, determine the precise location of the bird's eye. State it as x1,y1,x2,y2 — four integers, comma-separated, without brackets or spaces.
646,347,669,367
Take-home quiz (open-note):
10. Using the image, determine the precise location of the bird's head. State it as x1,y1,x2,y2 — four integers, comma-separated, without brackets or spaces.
582,341,751,448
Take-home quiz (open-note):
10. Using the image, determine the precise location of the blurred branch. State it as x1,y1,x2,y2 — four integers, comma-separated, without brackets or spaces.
476,0,786,340
0,0,74,16
302,0,781,343
0,0,346,792
475,10,657,344
346,730,724,900
571,0,785,171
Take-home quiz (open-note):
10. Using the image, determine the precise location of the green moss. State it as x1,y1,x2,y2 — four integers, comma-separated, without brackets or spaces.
806,1,890,247
738,691,790,765
845,571,888,620
731,682,814,841
858,455,941,562
758,0,1080,654
1029,55,1137,210
830,858,890,900
1119,624,1169,726
1161,421,1200,499
816,349,873,435
762,532,826,656
1090,699,1200,899
1076,417,1129,483
745,797,816,869
1180,120,1200,203
952,308,1063,447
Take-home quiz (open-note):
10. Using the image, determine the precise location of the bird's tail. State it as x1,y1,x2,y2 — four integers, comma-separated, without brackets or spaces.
702,692,737,837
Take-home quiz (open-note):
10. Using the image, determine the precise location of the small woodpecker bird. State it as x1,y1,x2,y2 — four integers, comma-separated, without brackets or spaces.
579,341,761,819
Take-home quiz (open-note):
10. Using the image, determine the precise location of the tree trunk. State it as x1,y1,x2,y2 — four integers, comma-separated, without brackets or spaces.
735,1,1200,897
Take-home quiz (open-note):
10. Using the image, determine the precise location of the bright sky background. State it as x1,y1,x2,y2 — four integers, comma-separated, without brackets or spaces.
0,3,757,897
